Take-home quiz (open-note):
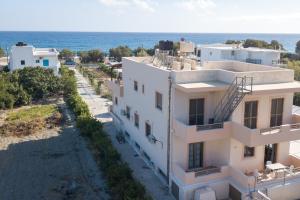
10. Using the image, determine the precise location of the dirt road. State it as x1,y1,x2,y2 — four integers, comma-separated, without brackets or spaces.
0,103,109,200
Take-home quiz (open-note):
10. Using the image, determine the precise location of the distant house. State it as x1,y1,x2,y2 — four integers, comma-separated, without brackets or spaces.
197,43,285,67
9,42,60,75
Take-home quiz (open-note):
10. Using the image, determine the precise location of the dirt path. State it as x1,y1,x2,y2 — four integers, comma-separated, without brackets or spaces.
0,102,109,200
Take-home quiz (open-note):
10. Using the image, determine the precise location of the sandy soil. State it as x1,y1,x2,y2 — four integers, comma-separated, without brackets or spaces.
0,103,109,200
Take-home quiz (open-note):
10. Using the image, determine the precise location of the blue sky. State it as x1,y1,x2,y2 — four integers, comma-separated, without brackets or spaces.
1,0,300,33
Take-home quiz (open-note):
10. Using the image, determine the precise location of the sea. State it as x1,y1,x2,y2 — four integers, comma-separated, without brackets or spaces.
0,32,299,53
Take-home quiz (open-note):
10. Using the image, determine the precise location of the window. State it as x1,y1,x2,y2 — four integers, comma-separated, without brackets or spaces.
134,113,139,128
142,85,145,94
270,98,284,127
188,142,204,169
115,97,118,105
20,60,25,65
43,59,49,67
244,146,255,157
189,99,204,125
134,81,138,91
197,50,201,57
155,92,163,110
126,106,130,119
36,60,40,63
145,122,151,137
244,101,258,129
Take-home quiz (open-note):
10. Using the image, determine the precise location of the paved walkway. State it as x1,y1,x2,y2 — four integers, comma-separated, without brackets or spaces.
75,69,174,200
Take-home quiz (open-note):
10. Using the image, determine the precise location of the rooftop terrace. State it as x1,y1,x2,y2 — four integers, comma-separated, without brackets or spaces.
125,56,299,90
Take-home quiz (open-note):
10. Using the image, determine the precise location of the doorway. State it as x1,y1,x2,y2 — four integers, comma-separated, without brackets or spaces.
264,144,277,165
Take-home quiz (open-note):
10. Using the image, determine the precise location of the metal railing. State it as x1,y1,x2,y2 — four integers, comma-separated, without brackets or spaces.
196,123,224,131
193,167,221,177
213,76,253,123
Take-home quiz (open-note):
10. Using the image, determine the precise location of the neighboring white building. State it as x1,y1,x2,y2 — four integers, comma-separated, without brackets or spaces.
108,47,300,200
9,42,60,75
197,43,284,67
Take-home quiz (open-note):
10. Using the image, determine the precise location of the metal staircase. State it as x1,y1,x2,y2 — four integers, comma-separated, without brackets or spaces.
213,76,253,123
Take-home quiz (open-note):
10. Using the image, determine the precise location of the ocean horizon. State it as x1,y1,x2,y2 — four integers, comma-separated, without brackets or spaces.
0,31,299,53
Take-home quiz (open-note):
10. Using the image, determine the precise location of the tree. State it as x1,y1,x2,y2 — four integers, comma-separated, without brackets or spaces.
59,49,74,60
133,47,149,57
109,46,132,62
0,48,5,57
270,40,283,50
78,49,104,63
225,40,242,45
243,39,284,50
296,40,300,55
87,49,104,63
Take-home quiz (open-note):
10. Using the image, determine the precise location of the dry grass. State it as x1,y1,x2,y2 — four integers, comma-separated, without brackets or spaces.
0,104,62,137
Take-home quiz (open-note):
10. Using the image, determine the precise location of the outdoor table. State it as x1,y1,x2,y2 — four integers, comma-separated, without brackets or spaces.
266,163,287,172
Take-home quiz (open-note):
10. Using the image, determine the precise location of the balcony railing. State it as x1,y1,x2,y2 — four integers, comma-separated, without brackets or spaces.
173,163,229,184
191,166,221,177
196,123,224,131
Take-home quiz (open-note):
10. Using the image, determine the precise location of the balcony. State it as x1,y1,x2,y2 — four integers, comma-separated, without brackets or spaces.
173,119,231,143
232,116,300,147
238,156,300,189
173,163,229,185
107,80,124,97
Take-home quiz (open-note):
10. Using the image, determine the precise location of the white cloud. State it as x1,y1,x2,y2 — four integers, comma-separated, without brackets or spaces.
176,0,216,14
98,0,155,12
222,12,300,22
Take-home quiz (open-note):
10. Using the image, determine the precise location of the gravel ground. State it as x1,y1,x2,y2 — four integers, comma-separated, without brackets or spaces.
0,102,109,200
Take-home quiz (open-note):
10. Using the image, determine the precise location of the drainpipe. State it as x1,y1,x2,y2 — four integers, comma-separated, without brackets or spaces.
167,74,172,186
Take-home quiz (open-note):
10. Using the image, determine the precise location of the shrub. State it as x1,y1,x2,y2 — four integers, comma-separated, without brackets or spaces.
16,67,62,100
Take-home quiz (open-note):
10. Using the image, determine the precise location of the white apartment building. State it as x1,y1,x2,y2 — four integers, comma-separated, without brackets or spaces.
9,42,60,75
108,50,300,200
197,44,284,67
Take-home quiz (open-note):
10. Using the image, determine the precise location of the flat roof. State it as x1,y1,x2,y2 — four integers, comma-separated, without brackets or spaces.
33,48,58,56
200,44,285,53
175,81,300,94
176,81,229,93
251,81,300,94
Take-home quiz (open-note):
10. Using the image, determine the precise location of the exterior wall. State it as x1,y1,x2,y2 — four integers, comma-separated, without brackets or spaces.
232,93,294,128
229,138,265,173
121,58,171,175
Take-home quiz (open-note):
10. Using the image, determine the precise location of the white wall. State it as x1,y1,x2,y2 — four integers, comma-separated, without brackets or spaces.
121,58,171,175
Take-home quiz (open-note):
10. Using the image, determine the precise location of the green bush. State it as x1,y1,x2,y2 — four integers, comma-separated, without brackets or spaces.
0,93,14,109
16,67,62,100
